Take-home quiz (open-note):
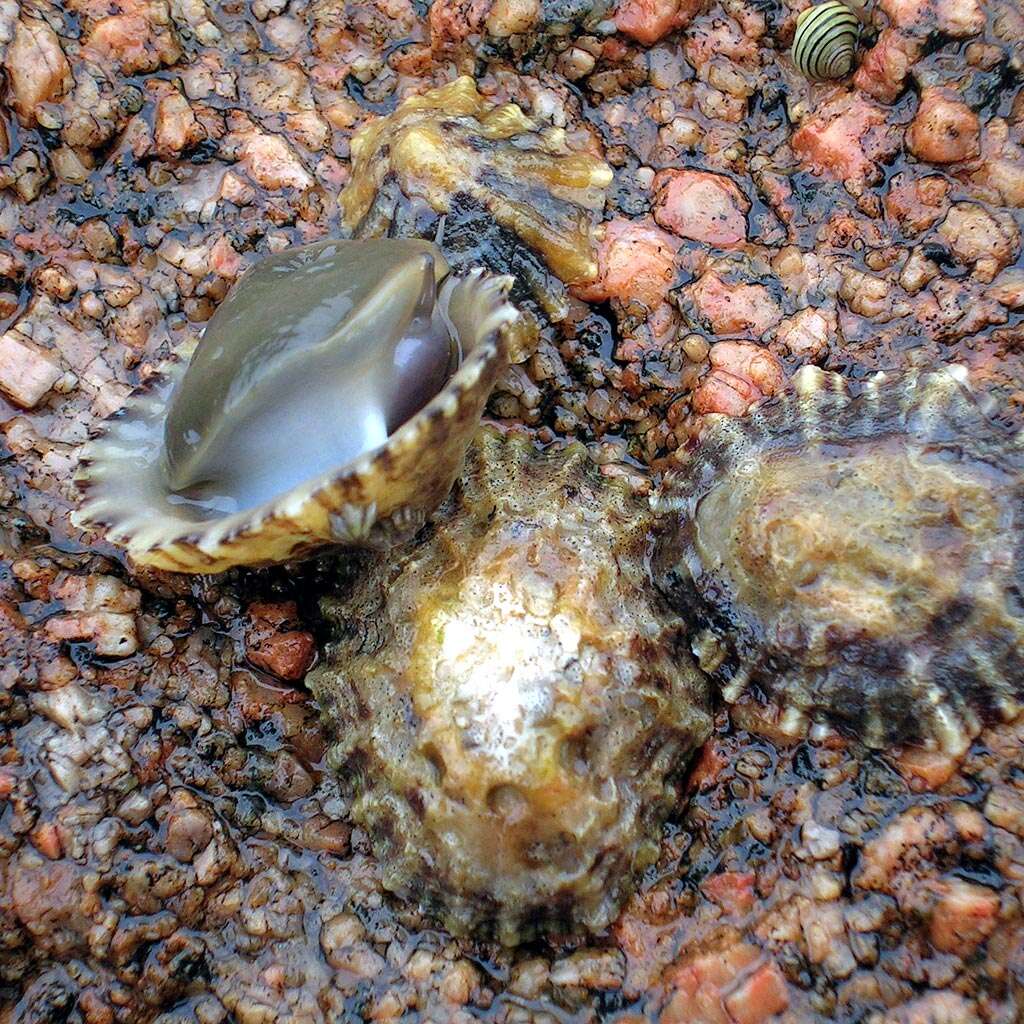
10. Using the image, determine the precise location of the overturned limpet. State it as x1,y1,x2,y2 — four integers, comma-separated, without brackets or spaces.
339,76,612,321
307,426,712,944
653,365,1024,756
74,239,519,573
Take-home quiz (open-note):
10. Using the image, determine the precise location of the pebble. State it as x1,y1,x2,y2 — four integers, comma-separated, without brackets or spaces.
801,820,842,861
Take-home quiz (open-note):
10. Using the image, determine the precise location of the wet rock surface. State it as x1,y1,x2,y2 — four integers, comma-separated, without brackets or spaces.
0,0,1023,1017
2,507,1022,1021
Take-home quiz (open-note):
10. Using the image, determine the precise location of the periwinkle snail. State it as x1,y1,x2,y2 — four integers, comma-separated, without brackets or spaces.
791,0,861,81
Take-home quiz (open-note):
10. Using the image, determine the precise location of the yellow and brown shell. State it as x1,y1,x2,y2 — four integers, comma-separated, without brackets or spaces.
339,76,612,322
74,239,519,573
308,426,712,944
652,365,1024,755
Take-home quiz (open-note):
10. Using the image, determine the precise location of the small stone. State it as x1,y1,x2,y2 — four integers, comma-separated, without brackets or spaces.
30,822,63,860
12,150,49,201
557,47,596,81
245,602,315,681
681,333,710,362
550,949,625,989
440,959,479,1004
117,790,153,826
164,792,215,862
509,958,550,998
51,146,89,184
984,784,1024,837
723,961,790,1024
80,220,119,260
0,331,62,408
929,880,1000,954
801,820,842,860
320,913,366,968
35,265,77,302
5,17,71,124
80,292,105,318
264,749,315,803
45,610,138,656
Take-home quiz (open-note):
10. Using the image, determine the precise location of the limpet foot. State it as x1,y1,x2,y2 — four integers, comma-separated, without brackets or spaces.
653,365,1024,756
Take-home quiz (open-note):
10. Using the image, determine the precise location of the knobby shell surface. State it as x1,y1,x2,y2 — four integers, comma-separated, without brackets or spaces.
653,365,1024,756
340,76,613,322
74,239,519,572
791,1,861,81
308,426,712,945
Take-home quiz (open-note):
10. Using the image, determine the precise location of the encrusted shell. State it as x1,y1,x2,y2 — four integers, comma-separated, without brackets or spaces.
74,240,519,573
340,76,612,322
652,365,1024,756
792,1,860,81
308,427,712,945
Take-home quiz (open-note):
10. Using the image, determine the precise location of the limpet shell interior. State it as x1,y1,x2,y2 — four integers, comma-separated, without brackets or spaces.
74,239,519,573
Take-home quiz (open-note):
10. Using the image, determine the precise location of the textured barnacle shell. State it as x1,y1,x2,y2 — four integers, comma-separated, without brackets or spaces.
791,1,860,81
339,76,613,322
74,239,519,573
653,365,1024,756
307,427,712,944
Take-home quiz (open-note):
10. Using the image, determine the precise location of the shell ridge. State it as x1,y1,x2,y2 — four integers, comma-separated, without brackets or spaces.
651,365,1024,753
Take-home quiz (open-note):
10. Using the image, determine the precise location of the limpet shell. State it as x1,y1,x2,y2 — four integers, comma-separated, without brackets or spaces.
340,75,612,322
308,426,712,944
653,365,1024,755
75,239,519,573
792,0,860,81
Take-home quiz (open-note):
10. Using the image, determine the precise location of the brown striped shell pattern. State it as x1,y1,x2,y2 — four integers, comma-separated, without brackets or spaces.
652,365,1024,757
791,0,861,81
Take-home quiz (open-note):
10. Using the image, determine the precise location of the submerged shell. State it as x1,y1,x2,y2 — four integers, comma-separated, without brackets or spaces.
308,427,712,944
75,239,519,573
653,365,1024,755
340,76,612,322
792,1,860,81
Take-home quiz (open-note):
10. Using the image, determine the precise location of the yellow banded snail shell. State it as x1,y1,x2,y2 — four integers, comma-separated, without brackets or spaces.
792,1,860,81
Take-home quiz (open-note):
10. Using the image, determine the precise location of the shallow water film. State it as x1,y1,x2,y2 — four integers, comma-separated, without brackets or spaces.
2,0,1024,1018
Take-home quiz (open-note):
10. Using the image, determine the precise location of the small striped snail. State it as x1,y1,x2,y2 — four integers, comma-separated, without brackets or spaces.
792,0,861,81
